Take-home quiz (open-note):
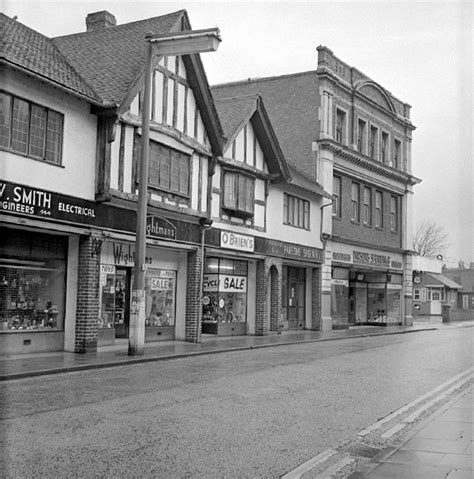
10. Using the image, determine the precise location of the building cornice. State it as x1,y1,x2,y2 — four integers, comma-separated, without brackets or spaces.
318,139,422,186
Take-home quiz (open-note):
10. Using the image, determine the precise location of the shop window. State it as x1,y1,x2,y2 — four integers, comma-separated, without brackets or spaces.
202,258,248,334
331,267,349,327
222,171,254,218
351,182,360,222
145,269,176,327
332,176,341,217
148,141,190,197
0,229,67,332
284,193,310,229
0,91,63,164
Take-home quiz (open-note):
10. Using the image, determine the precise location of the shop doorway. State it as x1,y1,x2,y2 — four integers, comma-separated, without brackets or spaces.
283,266,305,330
114,267,131,338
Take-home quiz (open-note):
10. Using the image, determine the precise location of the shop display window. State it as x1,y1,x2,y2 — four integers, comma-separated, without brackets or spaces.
386,288,401,324
367,283,386,323
202,258,248,333
0,265,65,331
0,229,67,332
331,267,349,327
145,269,176,327
99,265,118,329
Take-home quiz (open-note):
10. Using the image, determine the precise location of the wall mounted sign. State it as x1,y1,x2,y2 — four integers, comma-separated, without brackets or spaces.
264,239,323,264
0,181,96,222
353,250,390,267
146,215,176,240
333,252,352,262
1,181,197,243
220,231,255,252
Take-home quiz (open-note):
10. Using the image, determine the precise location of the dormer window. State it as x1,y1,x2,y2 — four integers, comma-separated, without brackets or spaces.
223,171,254,218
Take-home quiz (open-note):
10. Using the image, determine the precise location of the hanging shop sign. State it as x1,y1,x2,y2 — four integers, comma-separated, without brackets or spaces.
146,215,176,240
220,231,255,252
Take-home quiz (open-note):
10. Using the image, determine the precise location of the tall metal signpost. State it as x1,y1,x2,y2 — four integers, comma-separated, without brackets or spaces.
129,28,221,355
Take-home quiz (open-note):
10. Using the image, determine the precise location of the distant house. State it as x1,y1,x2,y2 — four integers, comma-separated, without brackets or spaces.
411,257,461,316
443,262,474,311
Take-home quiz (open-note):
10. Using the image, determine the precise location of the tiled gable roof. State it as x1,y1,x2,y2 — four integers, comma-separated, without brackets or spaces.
52,11,184,106
213,94,258,142
212,71,320,179
0,13,101,103
212,73,331,198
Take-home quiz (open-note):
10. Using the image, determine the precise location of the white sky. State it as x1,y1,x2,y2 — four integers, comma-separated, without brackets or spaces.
4,0,473,265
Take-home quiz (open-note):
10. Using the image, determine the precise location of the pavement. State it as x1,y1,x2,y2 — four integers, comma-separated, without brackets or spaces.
348,384,473,479
1,319,472,382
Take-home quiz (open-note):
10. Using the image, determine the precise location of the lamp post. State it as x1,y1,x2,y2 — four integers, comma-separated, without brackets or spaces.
129,28,221,356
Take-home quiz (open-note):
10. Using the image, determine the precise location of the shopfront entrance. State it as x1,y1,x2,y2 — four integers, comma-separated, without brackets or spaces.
113,268,131,338
202,257,248,336
349,271,402,325
282,266,306,330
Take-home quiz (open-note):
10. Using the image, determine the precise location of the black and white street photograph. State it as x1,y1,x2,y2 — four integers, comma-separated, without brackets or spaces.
1,1,472,477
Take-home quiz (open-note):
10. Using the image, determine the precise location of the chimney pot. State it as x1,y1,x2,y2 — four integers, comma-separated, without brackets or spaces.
86,11,116,31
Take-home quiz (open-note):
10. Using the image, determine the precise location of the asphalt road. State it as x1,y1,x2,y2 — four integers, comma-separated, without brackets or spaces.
1,327,472,478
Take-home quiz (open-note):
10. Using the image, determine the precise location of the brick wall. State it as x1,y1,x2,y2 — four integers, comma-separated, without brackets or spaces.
266,258,282,331
75,234,101,353
255,260,267,335
185,249,201,342
333,173,402,249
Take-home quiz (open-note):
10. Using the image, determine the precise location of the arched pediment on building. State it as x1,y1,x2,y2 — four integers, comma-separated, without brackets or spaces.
356,81,396,113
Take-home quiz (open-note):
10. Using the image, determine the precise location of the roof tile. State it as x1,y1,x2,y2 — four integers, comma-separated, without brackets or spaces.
52,11,185,105
1,13,101,103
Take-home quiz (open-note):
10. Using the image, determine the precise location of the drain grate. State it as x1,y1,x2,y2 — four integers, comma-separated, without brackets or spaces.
345,442,383,458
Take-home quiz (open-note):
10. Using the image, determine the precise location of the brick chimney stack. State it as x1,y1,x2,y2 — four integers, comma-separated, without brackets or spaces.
86,11,117,31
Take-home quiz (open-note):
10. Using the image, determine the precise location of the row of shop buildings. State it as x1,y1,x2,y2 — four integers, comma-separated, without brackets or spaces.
0,9,421,354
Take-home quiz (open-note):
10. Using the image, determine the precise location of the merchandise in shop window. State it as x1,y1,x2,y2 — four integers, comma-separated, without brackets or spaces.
0,266,65,331
145,269,176,327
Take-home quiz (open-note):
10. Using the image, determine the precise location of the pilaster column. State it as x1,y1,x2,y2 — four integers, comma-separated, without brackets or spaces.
185,248,202,342
75,233,101,353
